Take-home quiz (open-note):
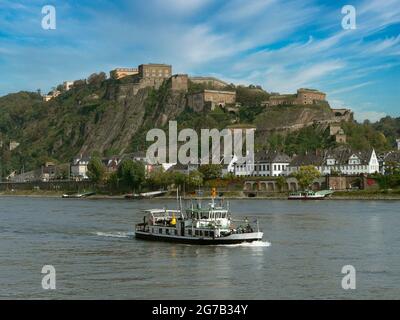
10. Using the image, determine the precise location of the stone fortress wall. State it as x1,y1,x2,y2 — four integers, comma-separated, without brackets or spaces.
189,76,229,89
267,88,326,106
187,90,236,112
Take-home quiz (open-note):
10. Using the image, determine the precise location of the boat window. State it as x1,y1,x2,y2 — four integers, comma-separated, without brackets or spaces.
159,228,162,234
174,230,177,235
188,229,192,236
209,231,214,238
204,231,209,237
166,229,170,235
195,230,199,236
152,228,154,233
199,230,203,237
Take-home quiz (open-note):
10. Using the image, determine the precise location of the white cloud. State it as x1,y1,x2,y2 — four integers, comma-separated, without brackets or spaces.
329,81,374,95
152,0,212,15
219,0,276,21
262,61,345,93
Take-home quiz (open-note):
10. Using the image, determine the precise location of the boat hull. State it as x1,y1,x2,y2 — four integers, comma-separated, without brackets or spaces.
135,231,263,245
287,196,325,200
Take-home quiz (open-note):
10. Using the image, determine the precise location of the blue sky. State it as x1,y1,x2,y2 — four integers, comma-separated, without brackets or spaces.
0,0,399,122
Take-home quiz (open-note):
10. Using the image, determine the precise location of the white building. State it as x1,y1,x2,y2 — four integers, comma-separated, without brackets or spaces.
380,151,400,174
63,81,74,91
71,155,91,180
288,148,379,176
234,151,291,177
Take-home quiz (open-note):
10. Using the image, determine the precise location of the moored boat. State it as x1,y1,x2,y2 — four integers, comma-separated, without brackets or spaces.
288,190,334,200
134,198,263,245
125,190,167,200
62,191,96,198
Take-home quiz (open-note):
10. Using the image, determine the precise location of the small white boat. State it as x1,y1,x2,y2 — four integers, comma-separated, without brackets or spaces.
62,191,96,198
288,190,334,200
125,190,167,199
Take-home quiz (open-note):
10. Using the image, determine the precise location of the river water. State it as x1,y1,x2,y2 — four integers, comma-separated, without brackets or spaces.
0,197,399,299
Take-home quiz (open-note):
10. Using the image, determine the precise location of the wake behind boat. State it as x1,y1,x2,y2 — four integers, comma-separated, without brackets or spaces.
135,198,263,245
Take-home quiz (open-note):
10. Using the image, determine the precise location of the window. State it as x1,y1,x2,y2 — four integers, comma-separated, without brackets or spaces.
159,228,162,234
166,229,170,235
210,231,214,238
188,229,192,236
195,230,199,236
151,228,154,233
174,230,177,235
204,231,209,237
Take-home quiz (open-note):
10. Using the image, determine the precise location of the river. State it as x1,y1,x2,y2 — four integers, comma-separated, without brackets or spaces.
0,197,399,299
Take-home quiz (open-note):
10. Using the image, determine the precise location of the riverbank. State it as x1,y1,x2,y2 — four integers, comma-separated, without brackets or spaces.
2,189,400,200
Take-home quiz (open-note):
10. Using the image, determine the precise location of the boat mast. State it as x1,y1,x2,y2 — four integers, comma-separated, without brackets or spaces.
179,196,184,219
176,188,179,212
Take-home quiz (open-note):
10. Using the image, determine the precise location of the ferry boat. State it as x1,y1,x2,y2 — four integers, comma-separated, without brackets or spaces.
288,190,334,200
135,199,263,245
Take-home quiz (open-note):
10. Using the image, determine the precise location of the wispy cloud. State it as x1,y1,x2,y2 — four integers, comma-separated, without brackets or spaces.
329,81,374,95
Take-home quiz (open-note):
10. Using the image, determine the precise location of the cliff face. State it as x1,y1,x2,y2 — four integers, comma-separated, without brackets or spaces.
79,86,149,155
255,103,337,133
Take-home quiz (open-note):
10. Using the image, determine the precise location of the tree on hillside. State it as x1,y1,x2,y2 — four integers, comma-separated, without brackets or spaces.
117,159,145,191
73,79,86,88
146,167,173,189
276,176,287,192
199,164,222,180
172,172,186,191
292,165,321,190
186,170,203,189
87,72,107,86
107,171,119,190
87,157,106,183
